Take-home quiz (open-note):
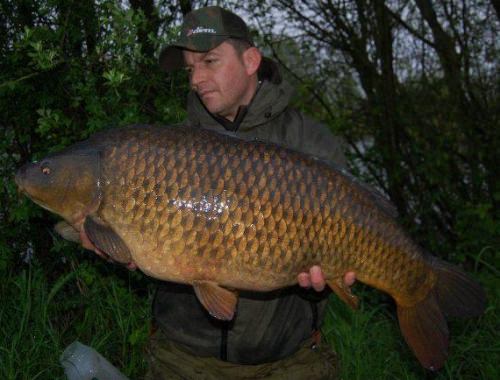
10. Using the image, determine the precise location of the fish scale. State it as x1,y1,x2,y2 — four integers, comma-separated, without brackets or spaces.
16,124,486,370
94,127,414,293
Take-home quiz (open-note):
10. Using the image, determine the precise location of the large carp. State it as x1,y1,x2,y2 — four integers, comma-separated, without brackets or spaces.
15,125,485,370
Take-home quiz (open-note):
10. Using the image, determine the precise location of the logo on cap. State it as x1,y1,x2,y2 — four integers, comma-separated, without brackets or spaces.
187,26,217,36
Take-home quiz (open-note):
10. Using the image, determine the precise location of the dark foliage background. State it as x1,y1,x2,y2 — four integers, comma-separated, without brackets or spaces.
1,1,498,379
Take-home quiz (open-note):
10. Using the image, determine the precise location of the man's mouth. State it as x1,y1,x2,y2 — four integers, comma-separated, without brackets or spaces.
198,90,215,98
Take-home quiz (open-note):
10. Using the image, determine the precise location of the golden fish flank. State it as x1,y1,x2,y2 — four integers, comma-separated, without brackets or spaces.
15,124,485,371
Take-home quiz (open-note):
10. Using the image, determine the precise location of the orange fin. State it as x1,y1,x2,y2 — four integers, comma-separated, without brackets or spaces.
193,281,238,320
84,215,132,264
54,221,81,243
432,258,486,317
327,278,359,309
397,258,486,370
397,291,449,371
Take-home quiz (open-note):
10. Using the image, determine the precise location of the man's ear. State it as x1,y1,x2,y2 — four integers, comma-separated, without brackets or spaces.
242,47,262,76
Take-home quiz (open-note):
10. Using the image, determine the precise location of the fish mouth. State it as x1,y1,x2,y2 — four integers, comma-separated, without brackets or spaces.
14,163,53,214
14,165,27,192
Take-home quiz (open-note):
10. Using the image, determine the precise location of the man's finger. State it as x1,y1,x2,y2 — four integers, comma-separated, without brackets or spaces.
344,272,356,287
297,273,311,288
310,265,325,291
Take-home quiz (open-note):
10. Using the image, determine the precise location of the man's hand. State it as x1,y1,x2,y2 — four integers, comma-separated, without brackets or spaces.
298,266,356,292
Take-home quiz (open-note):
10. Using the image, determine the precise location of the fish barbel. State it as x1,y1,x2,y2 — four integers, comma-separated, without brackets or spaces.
15,125,486,370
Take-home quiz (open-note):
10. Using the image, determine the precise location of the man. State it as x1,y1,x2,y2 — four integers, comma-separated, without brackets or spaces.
148,6,355,379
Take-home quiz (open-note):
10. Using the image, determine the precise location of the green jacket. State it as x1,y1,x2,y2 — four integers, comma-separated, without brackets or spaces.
185,77,346,167
153,64,346,365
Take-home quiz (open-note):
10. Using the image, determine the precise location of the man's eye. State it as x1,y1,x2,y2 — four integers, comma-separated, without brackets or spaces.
205,58,217,64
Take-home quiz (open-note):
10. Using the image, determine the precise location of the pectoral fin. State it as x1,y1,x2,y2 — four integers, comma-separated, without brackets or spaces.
83,215,132,264
327,278,359,309
193,281,239,320
54,221,81,243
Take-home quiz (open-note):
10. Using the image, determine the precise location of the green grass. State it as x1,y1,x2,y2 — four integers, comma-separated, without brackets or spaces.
0,248,498,380
0,252,152,380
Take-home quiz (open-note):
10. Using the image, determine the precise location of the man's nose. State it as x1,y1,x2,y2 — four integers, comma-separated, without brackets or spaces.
190,67,206,89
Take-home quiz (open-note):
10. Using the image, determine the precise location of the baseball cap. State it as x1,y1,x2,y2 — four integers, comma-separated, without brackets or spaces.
159,6,254,72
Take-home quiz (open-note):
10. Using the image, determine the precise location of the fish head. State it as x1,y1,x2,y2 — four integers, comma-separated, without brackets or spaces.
15,147,102,223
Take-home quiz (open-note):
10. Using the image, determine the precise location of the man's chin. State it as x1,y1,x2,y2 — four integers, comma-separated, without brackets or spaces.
203,101,223,115
200,98,233,119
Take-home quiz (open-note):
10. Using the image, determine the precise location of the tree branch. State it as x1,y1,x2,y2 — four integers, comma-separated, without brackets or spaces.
384,3,435,48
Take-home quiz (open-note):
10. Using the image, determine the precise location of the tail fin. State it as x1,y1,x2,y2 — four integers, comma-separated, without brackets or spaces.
432,259,486,318
397,291,449,371
397,260,486,371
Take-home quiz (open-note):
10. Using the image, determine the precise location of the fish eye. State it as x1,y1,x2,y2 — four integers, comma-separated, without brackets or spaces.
41,165,51,175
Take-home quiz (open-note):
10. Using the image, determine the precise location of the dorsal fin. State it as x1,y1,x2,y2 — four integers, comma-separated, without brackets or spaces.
312,156,399,219
339,169,399,219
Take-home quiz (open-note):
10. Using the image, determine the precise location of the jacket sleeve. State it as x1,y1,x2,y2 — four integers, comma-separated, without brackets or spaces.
282,109,348,170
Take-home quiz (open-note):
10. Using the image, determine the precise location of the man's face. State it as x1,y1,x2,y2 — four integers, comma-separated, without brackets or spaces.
183,42,258,121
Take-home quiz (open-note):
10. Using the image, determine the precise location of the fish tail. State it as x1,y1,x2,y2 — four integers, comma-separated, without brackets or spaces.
396,258,486,371
431,258,486,318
